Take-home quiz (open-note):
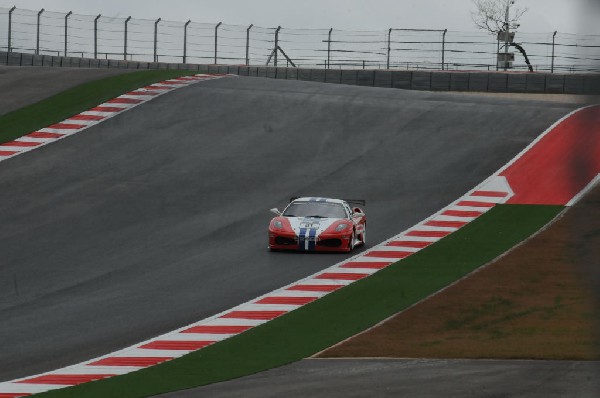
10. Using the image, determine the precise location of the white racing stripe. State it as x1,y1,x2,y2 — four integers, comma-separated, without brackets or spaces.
5,86,591,398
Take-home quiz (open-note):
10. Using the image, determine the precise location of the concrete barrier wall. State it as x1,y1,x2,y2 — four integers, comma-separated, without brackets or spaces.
1,51,598,94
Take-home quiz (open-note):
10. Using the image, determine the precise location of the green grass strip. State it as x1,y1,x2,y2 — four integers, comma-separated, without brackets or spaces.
36,204,563,397
0,70,196,145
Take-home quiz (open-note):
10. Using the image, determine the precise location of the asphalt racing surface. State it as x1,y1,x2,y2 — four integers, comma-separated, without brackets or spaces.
157,358,600,398
0,75,579,383
0,66,134,116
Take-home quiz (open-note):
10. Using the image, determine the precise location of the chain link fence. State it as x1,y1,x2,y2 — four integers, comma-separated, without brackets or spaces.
1,6,599,73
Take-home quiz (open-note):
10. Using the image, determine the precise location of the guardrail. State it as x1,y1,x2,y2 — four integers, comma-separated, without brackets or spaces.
1,51,598,95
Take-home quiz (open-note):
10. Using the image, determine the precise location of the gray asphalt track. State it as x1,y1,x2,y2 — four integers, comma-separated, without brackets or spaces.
157,358,600,398
0,66,134,115
0,75,579,382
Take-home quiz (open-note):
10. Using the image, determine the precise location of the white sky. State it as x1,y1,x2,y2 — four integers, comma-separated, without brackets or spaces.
1,0,598,35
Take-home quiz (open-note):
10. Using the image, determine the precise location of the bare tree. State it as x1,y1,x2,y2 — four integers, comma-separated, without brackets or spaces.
471,0,527,34
471,0,532,71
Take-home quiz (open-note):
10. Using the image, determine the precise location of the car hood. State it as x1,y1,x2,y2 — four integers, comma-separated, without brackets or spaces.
286,217,339,236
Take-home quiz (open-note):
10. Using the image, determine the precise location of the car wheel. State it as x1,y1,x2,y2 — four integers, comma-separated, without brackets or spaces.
349,230,356,251
361,227,366,246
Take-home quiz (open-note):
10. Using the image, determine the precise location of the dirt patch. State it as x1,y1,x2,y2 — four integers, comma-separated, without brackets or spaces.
318,184,600,360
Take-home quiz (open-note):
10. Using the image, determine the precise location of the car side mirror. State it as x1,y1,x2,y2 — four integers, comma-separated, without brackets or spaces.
270,208,282,216
353,207,363,215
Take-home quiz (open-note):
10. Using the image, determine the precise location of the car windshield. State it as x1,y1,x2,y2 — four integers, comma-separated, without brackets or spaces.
283,202,347,219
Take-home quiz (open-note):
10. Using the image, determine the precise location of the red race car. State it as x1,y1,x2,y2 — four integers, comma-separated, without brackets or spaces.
268,197,366,252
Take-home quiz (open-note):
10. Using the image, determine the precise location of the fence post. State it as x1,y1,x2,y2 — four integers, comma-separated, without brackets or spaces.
214,22,222,64
36,8,44,55
551,30,557,73
124,16,131,60
64,11,72,56
154,18,161,62
8,6,16,53
274,26,281,67
386,28,392,69
183,20,191,63
327,28,332,69
495,34,499,71
245,24,253,65
441,28,447,70
94,14,100,58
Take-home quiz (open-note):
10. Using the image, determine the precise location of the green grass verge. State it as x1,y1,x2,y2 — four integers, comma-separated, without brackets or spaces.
0,70,197,145
36,204,563,397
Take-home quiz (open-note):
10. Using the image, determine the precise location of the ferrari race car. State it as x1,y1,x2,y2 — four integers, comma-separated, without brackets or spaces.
268,197,366,252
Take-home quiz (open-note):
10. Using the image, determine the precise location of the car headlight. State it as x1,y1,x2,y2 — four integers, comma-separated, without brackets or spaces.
273,220,283,229
335,223,349,232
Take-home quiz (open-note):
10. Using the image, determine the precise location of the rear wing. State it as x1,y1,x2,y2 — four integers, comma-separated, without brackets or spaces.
344,199,366,207
289,197,366,206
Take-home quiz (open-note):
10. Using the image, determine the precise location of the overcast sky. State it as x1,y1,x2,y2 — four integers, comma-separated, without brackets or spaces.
1,0,599,34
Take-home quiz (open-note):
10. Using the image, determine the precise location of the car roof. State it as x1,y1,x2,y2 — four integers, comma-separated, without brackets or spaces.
292,197,346,205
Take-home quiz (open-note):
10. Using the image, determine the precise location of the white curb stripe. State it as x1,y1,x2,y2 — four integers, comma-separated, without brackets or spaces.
1,96,594,397
0,73,227,163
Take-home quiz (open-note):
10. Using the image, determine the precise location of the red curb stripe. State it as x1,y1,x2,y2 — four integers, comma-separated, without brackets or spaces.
341,261,391,269
0,150,18,156
157,81,185,85
456,200,495,208
90,106,125,112
143,85,171,90
256,296,317,305
221,311,287,320
125,91,160,96
502,105,600,205
364,251,413,259
286,284,343,292
182,325,253,334
315,272,369,280
441,210,483,218
107,98,143,104
0,394,32,397
1,141,41,147
386,240,432,248
140,340,214,350
88,357,172,367
406,230,451,238
26,132,65,139
48,123,85,129
68,114,105,121
17,374,115,385
425,220,467,228
471,190,508,197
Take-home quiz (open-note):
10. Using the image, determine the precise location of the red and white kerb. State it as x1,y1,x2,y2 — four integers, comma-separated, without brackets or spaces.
0,74,227,162
0,98,598,397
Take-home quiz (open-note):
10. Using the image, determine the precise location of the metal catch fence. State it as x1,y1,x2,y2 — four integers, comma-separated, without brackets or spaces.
1,6,599,73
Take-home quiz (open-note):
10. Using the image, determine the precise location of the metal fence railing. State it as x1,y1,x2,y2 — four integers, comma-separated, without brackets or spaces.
1,6,599,73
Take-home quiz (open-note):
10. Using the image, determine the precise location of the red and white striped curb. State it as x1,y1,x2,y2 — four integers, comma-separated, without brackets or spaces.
0,74,228,163
0,100,598,396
